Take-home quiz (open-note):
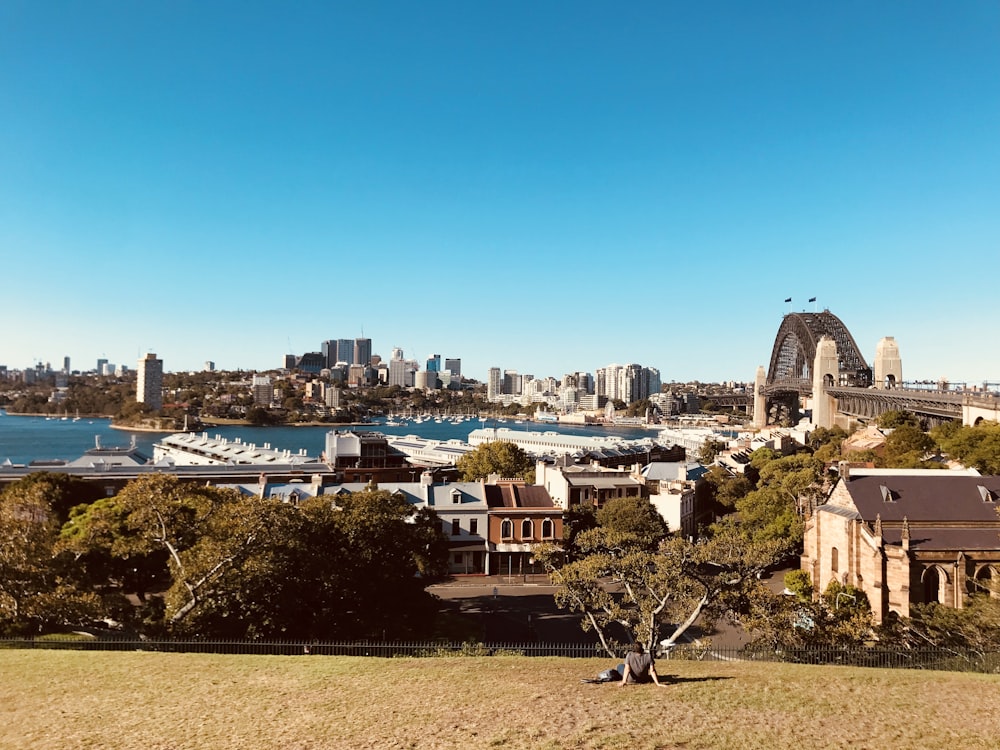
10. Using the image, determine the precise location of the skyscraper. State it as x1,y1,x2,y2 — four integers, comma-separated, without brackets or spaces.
354,338,372,367
487,367,502,401
137,353,163,411
322,340,336,369
445,358,461,380
336,339,354,365
426,354,441,372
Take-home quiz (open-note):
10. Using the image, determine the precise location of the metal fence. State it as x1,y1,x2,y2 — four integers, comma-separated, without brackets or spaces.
2,638,998,673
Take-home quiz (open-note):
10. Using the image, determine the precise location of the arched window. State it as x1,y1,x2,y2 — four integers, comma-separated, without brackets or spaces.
521,519,534,540
541,518,554,539
831,547,839,574
923,567,941,604
500,519,513,540
974,565,995,595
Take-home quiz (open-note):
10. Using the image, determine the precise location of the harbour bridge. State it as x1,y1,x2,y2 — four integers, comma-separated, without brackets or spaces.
753,310,1000,428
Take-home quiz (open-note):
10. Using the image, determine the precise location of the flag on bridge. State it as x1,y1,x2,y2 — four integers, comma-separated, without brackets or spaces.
784,297,792,303
808,297,816,302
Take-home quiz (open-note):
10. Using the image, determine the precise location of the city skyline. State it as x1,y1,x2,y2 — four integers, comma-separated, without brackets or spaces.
3,4,998,383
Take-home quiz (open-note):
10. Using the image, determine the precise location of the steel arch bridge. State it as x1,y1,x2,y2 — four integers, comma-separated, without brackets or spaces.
763,311,872,396
756,310,996,426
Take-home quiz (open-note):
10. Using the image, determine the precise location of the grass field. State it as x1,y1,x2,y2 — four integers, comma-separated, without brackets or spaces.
1,650,998,749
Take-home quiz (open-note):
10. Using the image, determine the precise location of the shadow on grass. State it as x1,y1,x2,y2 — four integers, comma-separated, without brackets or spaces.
662,676,734,685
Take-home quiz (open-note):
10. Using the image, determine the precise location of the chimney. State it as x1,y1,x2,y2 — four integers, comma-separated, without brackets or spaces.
838,461,850,480
420,470,434,504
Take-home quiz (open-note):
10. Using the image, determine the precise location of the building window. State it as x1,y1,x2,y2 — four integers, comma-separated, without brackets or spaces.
521,519,533,540
452,490,461,504
469,519,478,535
831,547,839,573
451,519,461,536
501,519,513,539
541,518,554,539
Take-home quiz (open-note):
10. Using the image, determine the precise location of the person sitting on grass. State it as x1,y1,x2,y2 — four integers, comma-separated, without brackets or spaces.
619,642,667,687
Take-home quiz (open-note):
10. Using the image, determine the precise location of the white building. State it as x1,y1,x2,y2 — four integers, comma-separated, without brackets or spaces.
153,432,314,465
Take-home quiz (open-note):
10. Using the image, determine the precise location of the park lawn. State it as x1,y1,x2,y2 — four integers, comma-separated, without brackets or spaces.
1,650,998,750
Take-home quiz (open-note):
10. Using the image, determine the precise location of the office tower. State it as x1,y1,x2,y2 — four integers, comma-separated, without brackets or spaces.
322,340,336,368
391,346,404,361
63,356,71,374
426,354,441,372
503,370,521,396
336,339,354,364
137,353,164,411
445,358,461,379
354,338,372,367
487,367,502,401
204,361,215,372
283,354,297,369
97,358,108,375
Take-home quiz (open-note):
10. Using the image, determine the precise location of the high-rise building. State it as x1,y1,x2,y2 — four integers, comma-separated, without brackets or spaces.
97,358,108,375
503,370,521,396
137,353,163,411
252,375,273,406
322,340,337,369
426,354,441,372
354,338,372,367
445,358,461,380
204,361,215,372
336,339,354,365
63,356,71,374
487,367,502,401
388,358,407,387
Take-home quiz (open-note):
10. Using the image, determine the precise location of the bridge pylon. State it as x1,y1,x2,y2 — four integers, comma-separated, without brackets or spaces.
752,365,767,429
811,336,839,429
874,336,902,389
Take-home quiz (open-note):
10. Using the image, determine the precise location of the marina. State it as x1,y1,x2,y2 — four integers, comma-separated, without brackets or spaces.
0,410,674,467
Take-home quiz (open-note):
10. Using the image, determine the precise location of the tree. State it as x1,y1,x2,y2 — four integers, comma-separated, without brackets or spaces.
61,474,284,633
740,579,874,649
932,421,1000,474
880,423,937,468
877,410,920,429
537,516,791,657
0,476,106,634
59,477,451,639
698,439,727,465
456,441,534,483
595,496,669,550
702,466,752,513
735,453,826,546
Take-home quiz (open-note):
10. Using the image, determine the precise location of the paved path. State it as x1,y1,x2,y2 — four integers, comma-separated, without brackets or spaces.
428,565,796,649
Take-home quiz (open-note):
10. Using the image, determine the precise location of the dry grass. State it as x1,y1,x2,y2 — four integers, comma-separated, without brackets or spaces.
1,650,998,749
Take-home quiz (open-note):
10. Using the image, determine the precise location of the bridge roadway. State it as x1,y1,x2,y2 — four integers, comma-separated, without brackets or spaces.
762,381,1000,424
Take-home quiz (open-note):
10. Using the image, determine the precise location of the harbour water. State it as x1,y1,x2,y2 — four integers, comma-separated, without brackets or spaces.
0,410,657,466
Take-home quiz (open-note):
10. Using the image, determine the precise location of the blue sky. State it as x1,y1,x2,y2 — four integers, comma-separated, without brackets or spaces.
2,2,998,384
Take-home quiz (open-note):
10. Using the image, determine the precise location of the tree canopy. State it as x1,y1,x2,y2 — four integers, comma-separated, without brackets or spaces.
46,476,451,639
456,440,534,482
932,421,1000,474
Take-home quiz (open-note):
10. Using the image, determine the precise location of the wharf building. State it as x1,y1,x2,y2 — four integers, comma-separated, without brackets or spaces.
467,427,682,466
